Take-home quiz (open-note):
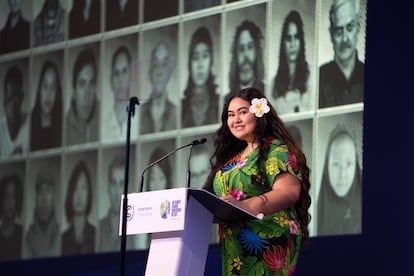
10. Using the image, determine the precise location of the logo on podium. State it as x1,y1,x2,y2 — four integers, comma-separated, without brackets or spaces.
160,200,171,219
127,204,134,221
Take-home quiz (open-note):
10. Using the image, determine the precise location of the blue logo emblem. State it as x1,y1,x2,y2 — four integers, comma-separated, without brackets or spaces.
127,204,134,221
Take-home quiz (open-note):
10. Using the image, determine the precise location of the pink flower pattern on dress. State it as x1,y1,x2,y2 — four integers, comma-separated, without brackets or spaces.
237,158,247,168
289,220,298,235
230,189,247,201
288,152,298,172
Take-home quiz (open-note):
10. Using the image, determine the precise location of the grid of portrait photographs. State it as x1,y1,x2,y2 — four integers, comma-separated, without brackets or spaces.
0,0,366,260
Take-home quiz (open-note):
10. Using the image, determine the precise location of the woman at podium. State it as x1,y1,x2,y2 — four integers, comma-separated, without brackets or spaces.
203,87,311,275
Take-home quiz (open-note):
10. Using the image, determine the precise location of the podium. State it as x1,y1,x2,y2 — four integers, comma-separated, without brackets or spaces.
119,187,259,276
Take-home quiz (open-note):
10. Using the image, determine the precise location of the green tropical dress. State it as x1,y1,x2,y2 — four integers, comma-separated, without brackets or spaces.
213,138,302,276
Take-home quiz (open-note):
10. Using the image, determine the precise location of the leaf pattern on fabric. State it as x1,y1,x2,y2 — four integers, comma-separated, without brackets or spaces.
239,227,269,255
241,256,266,276
213,139,303,275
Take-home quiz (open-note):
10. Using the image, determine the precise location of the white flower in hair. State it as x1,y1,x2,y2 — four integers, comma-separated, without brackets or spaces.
249,98,270,117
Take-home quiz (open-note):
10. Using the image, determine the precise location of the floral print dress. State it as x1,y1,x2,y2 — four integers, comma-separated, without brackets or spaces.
213,139,302,276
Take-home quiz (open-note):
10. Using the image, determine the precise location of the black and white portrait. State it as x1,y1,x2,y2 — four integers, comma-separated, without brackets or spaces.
101,34,138,142
270,0,317,114
62,151,97,255
318,0,367,108
0,59,29,157
226,4,266,96
181,15,221,128
65,43,100,146
23,155,61,258
316,111,363,236
30,51,63,151
138,25,178,135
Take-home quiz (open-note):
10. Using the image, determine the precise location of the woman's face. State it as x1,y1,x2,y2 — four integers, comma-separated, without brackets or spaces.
191,42,211,87
328,133,357,197
284,22,300,63
72,172,89,215
74,64,95,122
227,97,257,143
40,67,58,116
148,164,167,191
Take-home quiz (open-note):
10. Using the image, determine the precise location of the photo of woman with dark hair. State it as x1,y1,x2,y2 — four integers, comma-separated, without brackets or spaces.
181,26,218,128
62,160,95,255
30,60,62,151
272,10,311,114
317,123,362,236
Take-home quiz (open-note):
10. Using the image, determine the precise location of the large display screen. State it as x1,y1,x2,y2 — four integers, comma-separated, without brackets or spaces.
0,0,366,261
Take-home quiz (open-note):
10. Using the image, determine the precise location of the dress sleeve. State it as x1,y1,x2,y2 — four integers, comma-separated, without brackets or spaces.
263,142,302,187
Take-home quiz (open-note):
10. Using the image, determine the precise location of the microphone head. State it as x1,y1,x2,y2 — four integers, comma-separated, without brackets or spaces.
192,138,207,145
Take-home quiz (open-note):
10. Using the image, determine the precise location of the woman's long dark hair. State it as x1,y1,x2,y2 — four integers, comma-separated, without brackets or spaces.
30,60,63,150
184,27,215,92
229,20,264,93
65,160,93,222
273,10,309,99
182,27,217,100
182,27,218,126
317,124,362,235
203,87,311,244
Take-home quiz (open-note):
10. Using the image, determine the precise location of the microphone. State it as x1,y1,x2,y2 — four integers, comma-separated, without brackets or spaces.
138,138,207,192
186,138,207,188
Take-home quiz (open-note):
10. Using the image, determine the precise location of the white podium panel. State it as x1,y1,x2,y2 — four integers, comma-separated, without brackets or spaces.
145,196,213,276
119,188,188,235
119,188,258,276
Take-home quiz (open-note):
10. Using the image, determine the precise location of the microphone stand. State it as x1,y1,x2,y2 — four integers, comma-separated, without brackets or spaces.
119,96,139,276
186,145,195,189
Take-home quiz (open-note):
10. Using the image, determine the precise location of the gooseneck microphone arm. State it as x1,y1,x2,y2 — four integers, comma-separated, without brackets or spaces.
120,96,139,276
138,138,207,193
